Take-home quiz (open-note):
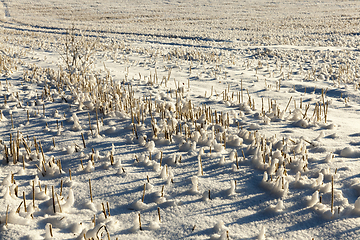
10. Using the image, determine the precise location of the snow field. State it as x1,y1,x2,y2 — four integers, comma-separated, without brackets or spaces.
1,0,360,239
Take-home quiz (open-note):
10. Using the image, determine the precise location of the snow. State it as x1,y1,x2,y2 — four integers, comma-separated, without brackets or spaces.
1,0,360,239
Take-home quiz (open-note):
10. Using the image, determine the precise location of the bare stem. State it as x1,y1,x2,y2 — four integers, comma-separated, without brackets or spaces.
89,179,93,202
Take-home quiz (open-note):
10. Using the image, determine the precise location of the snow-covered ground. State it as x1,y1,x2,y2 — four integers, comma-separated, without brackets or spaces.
1,0,360,239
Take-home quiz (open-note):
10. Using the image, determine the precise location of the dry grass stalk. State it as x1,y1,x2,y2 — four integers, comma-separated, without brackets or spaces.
16,201,23,214
80,159,84,169
4,145,9,163
96,107,100,135
160,151,163,167
107,202,111,216
32,181,35,208
102,203,107,218
236,153,239,169
135,155,139,163
241,150,246,161
241,79,243,103
139,213,142,231
81,133,86,148
142,183,146,202
110,151,114,165
331,176,334,215
246,89,251,107
23,191,27,212
33,136,39,154
133,124,138,139
22,138,31,155
91,153,94,165
39,142,46,167
303,104,310,119
89,179,93,202
284,96,293,113
88,112,93,135
49,224,53,237
52,186,56,213
5,205,9,226
56,193,62,213
22,155,25,170
60,180,63,196
157,207,161,222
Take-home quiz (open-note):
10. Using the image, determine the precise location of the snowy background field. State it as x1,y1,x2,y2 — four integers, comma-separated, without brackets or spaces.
1,0,360,239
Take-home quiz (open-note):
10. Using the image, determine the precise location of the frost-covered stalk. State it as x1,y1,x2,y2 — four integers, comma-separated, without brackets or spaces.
60,27,97,81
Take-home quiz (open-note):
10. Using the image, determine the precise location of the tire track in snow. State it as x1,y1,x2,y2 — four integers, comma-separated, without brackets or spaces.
0,18,228,44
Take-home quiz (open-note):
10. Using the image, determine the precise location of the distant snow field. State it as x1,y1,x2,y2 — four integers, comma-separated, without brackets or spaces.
1,0,360,239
